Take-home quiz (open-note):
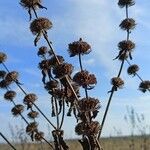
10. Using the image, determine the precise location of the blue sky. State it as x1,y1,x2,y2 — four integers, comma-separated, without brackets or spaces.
0,0,150,142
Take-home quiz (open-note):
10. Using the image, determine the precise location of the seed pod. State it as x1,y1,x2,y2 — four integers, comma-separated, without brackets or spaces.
118,40,135,52
37,46,48,56
28,111,39,119
4,91,17,101
68,38,91,57
23,93,38,104
118,0,135,8
111,77,124,89
26,122,38,134
139,80,150,93
34,131,44,141
11,104,24,117
39,59,51,70
49,55,64,66
45,80,58,91
0,70,7,79
5,71,19,83
127,64,139,75
120,18,136,30
30,18,52,35
20,0,42,9
0,52,7,63
0,80,11,89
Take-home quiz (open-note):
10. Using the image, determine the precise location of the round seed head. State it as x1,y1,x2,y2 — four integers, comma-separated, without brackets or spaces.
139,80,150,93
49,55,64,66
0,70,7,79
0,80,11,89
45,80,58,91
37,46,48,56
34,132,44,141
0,52,7,63
73,70,97,89
68,38,91,57
23,93,38,105
4,91,17,101
28,111,39,119
20,0,42,9
127,64,139,75
120,18,136,30
30,17,52,35
111,77,124,88
118,0,135,8
118,40,135,52
53,63,73,78
11,104,24,117
5,71,19,83
26,122,38,134
39,59,51,70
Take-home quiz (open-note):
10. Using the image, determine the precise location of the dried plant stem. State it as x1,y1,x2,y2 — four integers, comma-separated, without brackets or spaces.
0,132,17,150
1,62,56,130
98,4,130,139
59,99,65,129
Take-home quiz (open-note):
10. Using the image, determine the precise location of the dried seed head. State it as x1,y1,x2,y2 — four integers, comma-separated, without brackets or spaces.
37,46,48,56
11,104,24,117
78,97,100,112
0,80,11,89
39,59,51,70
0,70,7,79
118,40,135,52
118,0,135,8
120,18,136,30
20,0,41,9
49,55,64,66
4,91,17,101
73,70,97,89
0,52,7,63
68,38,91,57
23,93,38,104
75,121,100,136
26,122,38,134
5,71,19,83
30,18,52,35
53,63,73,78
34,132,44,141
127,64,139,75
45,80,58,91
139,80,150,93
28,111,39,119
111,77,124,88
50,88,65,99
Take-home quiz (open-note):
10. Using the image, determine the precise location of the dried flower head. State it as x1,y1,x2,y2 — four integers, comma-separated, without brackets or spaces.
78,97,100,112
0,80,11,89
39,59,51,70
53,63,73,78
37,46,48,56
118,40,135,52
11,104,24,117
73,70,97,89
127,64,139,75
30,18,52,35
118,0,135,8
120,18,136,30
111,77,124,89
75,121,100,136
68,38,91,57
34,132,44,141
20,0,41,9
26,122,38,134
139,80,150,93
5,71,19,83
28,111,39,119
45,80,58,91
49,55,64,66
23,93,38,104
0,70,7,79
0,52,7,63
4,91,17,101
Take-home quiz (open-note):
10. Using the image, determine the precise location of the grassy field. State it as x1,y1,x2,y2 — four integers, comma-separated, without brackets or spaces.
1,136,150,150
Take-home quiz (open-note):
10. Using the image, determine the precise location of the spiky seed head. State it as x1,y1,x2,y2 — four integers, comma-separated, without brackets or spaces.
26,122,38,134
28,111,39,119
120,18,136,30
23,93,38,105
49,55,64,66
73,70,97,88
68,38,91,57
111,77,124,88
20,0,42,9
127,64,139,75
0,80,11,89
0,70,7,79
4,91,17,101
45,80,58,91
5,71,19,83
118,0,135,8
39,59,51,70
53,63,73,78
0,52,7,63
37,46,48,56
11,104,24,117
139,80,150,93
34,132,44,141
118,40,135,52
30,18,52,35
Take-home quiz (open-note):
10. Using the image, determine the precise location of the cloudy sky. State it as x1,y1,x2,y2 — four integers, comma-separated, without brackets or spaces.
0,0,150,142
